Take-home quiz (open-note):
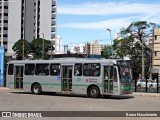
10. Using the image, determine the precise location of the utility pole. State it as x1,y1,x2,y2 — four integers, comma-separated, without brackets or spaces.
141,30,145,80
107,29,114,58
41,33,44,60
23,0,27,60
50,41,53,59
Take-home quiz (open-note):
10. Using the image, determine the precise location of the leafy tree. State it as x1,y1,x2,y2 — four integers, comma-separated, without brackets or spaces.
31,38,52,59
12,39,31,60
103,45,112,58
114,21,160,79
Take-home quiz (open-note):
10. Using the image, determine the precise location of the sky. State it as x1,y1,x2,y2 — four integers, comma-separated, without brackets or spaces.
57,0,160,46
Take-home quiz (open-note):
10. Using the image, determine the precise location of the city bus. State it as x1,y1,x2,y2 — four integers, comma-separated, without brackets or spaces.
6,58,132,98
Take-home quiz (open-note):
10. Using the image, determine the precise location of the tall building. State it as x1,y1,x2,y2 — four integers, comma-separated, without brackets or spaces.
55,35,62,54
84,40,106,55
1,0,56,55
0,0,9,52
152,28,160,77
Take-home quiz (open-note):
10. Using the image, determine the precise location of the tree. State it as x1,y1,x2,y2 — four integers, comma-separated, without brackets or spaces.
31,38,51,59
12,39,31,60
114,21,160,79
103,45,112,58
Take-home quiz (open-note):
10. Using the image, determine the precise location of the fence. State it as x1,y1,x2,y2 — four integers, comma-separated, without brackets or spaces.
132,75,160,93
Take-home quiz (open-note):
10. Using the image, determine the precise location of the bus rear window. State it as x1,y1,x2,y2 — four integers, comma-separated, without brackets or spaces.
8,64,14,75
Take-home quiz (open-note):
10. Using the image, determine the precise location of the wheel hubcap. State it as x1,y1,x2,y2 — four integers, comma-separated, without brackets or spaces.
91,89,97,96
34,87,39,93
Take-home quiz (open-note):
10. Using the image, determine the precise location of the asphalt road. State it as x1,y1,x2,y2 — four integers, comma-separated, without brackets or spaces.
0,89,160,120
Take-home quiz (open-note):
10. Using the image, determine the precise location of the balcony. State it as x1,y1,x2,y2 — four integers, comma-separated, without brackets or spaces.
51,27,55,32
51,21,55,26
51,34,55,39
52,0,56,7
51,14,56,19
52,8,56,13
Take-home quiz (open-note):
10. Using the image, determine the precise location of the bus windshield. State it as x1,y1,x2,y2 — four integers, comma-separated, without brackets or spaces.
117,61,132,83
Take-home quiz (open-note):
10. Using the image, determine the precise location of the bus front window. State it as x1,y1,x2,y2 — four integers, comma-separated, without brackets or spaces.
117,61,132,83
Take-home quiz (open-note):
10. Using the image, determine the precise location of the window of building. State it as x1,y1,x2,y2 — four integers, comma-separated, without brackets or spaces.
50,64,60,76
35,64,49,76
4,13,8,16
154,52,157,57
83,63,100,76
3,27,8,30
8,64,14,75
4,6,8,9
3,34,8,37
155,36,157,40
3,20,8,23
25,64,35,75
74,63,82,76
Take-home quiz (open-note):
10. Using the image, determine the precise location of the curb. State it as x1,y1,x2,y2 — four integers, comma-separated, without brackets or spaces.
0,87,9,90
132,92,160,97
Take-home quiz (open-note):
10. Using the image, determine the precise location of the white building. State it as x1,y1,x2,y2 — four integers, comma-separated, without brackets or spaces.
72,44,84,53
54,35,62,54
4,0,57,55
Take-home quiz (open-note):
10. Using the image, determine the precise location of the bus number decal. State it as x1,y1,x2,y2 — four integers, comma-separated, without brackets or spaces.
57,76,61,80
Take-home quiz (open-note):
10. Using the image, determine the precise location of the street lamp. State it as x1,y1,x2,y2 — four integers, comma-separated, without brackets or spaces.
41,33,44,60
106,28,114,58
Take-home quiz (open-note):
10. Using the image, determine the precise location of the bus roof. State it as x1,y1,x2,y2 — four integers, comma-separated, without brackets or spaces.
8,58,124,65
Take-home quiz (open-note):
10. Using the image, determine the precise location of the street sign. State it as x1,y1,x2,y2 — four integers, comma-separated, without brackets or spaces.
0,47,5,86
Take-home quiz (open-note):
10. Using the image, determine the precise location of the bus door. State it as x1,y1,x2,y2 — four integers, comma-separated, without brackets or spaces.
103,66,114,94
62,66,73,91
14,66,23,89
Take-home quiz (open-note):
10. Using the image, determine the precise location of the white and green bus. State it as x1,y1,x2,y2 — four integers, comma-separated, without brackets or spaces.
7,58,132,98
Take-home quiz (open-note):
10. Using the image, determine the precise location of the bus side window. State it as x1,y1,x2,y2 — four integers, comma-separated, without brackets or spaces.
8,64,14,75
74,63,82,76
83,63,100,77
50,64,60,76
35,64,49,76
25,64,35,75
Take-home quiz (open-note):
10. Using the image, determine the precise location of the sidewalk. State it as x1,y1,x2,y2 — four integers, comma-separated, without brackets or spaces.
132,92,160,97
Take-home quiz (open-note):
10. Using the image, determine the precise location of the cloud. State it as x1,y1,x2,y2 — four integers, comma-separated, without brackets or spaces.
58,1,160,31
58,2,160,16
60,17,135,30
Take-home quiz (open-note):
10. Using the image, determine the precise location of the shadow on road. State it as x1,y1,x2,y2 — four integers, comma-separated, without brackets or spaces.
10,91,134,100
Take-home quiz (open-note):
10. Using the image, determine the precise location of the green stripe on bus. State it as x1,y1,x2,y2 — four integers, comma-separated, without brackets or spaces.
8,82,118,88
7,82,14,84
122,86,132,91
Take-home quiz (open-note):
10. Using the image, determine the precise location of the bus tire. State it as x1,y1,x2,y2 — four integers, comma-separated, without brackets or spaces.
88,86,100,98
32,84,42,95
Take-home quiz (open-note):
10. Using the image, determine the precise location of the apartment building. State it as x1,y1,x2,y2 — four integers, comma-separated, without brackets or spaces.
0,0,8,52
84,40,106,55
0,0,56,55
152,28,160,76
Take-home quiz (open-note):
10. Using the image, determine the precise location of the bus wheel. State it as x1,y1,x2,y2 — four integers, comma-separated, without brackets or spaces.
88,86,100,98
32,84,42,95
